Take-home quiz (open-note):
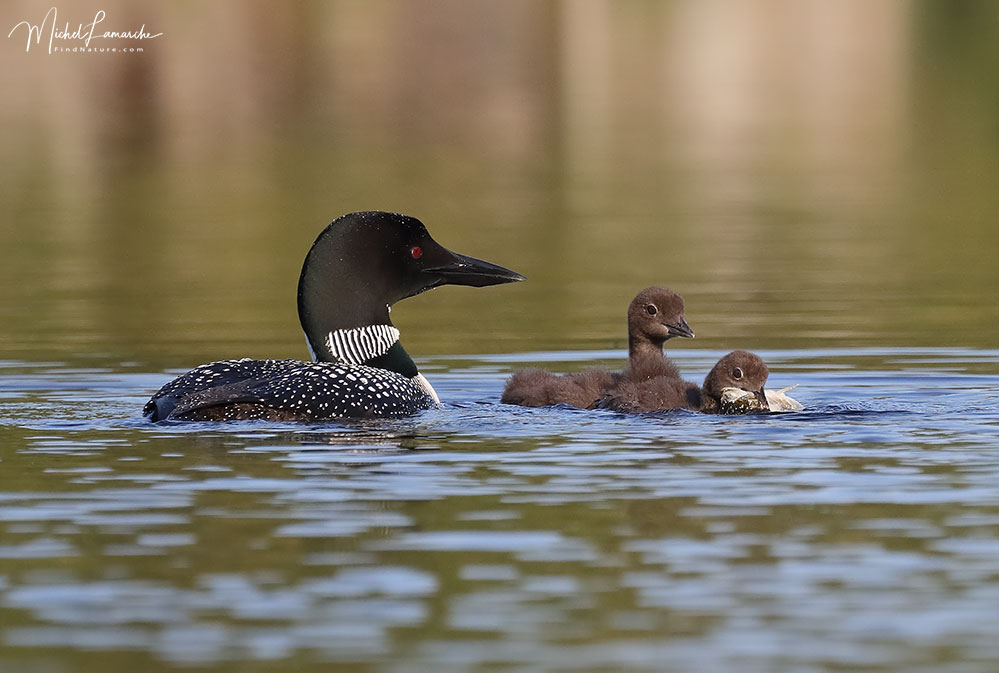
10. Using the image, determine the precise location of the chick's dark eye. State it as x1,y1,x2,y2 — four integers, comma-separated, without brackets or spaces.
732,367,744,380
646,304,658,316
410,246,423,259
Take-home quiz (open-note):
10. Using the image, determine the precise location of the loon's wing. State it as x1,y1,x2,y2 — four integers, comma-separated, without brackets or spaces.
166,378,275,420
144,359,303,421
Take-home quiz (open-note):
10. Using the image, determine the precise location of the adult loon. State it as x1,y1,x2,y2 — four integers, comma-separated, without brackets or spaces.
500,286,694,409
144,211,524,421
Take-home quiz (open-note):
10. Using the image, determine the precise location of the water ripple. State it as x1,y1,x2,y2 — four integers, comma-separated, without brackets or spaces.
1,349,998,671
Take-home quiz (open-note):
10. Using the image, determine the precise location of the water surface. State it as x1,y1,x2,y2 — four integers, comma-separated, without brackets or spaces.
2,348,998,672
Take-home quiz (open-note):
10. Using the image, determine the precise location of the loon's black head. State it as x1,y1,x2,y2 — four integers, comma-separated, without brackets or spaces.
297,211,524,369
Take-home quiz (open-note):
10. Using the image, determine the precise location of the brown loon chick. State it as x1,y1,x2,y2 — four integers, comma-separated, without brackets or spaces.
699,350,770,414
501,286,694,409
597,349,770,414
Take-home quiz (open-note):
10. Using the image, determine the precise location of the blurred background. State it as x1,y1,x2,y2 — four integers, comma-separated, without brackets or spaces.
2,0,998,370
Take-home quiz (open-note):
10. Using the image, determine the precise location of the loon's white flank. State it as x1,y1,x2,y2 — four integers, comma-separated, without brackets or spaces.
415,373,441,406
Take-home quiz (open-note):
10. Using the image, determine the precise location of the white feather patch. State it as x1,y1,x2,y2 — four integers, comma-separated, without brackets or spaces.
325,325,401,364
304,332,318,363
415,373,441,407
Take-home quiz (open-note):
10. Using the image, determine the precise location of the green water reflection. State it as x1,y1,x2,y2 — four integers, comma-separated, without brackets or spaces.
1,1,997,370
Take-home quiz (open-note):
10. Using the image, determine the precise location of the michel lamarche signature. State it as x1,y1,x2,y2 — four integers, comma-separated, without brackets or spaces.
8,6,162,54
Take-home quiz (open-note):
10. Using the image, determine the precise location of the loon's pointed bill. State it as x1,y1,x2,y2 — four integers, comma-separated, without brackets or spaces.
666,316,694,339
421,249,526,287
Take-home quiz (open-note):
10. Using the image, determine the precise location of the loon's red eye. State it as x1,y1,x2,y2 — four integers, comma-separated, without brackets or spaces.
410,246,423,259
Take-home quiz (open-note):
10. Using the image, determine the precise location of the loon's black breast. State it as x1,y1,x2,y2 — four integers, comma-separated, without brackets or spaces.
144,211,523,422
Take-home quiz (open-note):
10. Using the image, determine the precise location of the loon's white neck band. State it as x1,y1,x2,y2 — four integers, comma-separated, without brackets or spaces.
324,325,401,365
